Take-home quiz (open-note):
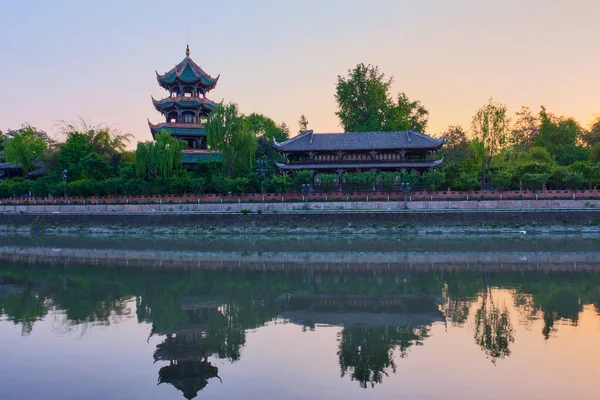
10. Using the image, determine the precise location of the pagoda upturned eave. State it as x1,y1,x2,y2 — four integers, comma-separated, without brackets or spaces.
156,56,220,90
152,96,218,113
148,120,207,139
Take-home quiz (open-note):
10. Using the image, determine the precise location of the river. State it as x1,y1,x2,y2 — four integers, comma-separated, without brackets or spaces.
0,234,598,399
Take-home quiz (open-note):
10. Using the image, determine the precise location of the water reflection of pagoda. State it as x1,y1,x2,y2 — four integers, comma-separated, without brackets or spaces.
153,299,222,399
148,45,221,164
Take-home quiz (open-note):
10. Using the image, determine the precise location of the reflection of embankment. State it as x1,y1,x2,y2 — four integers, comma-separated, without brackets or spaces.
2,245,600,271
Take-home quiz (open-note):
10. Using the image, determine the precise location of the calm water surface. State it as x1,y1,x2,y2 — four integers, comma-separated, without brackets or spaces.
0,235,599,400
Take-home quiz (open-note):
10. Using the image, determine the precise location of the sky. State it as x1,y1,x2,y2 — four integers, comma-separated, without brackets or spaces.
1,0,599,146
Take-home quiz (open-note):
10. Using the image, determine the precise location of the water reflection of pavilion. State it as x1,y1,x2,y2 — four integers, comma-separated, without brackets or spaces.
277,293,445,328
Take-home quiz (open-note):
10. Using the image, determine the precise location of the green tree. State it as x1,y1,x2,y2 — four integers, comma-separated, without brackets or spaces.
58,120,132,166
510,106,538,152
3,127,48,175
491,168,515,191
298,114,309,134
440,125,470,163
581,116,600,148
335,63,428,132
423,169,445,191
207,103,257,178
535,107,584,164
563,172,586,190
471,98,510,189
135,131,186,179
590,143,600,164
318,173,338,193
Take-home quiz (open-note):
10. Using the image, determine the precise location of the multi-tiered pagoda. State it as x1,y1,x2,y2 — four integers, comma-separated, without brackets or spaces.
149,45,220,164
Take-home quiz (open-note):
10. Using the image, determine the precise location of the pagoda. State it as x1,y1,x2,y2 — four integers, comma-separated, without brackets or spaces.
149,45,221,164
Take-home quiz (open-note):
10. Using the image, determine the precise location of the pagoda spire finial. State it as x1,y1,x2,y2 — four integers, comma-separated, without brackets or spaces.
186,44,190,57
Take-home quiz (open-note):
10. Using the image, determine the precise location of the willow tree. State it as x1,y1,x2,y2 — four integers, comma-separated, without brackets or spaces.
206,103,257,178
471,98,510,189
135,131,185,179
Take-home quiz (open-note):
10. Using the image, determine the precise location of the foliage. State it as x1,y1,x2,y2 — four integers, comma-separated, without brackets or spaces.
318,173,338,193
510,106,538,151
490,168,515,191
440,125,470,163
135,131,186,179
335,63,428,132
563,172,586,191
535,107,583,164
379,171,399,190
298,114,309,134
471,98,510,188
422,169,445,191
521,173,550,191
3,126,48,175
207,103,257,178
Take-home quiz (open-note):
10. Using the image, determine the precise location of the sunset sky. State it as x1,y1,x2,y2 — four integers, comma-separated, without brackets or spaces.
1,0,598,145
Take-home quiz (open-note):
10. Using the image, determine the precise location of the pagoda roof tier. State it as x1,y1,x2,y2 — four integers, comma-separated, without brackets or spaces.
156,54,219,90
152,96,218,113
274,130,444,152
148,121,207,138
275,159,443,171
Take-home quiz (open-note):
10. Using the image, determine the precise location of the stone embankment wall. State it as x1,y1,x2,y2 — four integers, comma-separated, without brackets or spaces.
0,199,599,213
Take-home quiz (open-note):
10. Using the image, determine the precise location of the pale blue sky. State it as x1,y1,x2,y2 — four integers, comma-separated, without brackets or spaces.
1,0,598,144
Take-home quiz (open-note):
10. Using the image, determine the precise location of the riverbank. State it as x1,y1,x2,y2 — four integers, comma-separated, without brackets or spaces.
1,204,599,235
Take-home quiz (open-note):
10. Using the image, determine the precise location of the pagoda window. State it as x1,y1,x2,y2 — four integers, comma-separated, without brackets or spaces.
167,112,178,123
182,113,194,123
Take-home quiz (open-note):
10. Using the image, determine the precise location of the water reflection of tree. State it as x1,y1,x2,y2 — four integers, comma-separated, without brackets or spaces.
474,277,514,363
337,326,429,388
2,282,48,335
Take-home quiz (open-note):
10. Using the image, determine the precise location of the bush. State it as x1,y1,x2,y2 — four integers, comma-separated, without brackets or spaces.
563,172,586,191
318,173,338,193
490,168,515,191
423,170,446,191
379,172,398,190
521,173,550,191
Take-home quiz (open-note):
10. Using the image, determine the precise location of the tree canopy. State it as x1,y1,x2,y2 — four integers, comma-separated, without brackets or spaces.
335,63,428,133
207,103,257,178
3,126,48,175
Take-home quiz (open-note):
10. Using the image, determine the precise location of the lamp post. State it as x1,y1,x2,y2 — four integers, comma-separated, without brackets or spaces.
62,169,68,199
400,182,411,210
301,183,310,203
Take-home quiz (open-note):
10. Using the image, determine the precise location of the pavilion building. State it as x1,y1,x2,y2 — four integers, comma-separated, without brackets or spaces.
273,130,444,178
148,45,221,164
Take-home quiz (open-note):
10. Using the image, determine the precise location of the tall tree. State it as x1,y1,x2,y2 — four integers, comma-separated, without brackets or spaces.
510,106,539,152
335,63,428,132
3,126,48,175
439,125,469,163
536,107,586,165
582,116,600,148
207,103,257,178
298,114,309,134
471,98,510,188
58,120,132,166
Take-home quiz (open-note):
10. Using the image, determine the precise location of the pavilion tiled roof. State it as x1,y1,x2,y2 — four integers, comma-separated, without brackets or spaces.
273,130,444,152
275,159,443,170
